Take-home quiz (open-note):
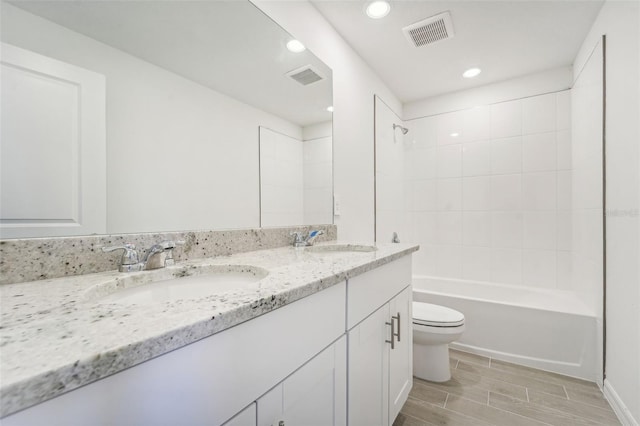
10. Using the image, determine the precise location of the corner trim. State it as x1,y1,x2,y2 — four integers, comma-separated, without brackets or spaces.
603,379,639,426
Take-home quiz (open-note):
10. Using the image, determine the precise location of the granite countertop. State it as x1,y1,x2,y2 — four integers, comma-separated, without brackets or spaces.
0,241,418,418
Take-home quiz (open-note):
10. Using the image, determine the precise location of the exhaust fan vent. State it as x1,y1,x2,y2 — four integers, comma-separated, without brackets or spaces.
402,11,454,47
286,65,324,86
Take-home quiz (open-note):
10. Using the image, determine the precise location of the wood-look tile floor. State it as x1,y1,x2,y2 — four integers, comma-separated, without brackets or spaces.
394,349,620,426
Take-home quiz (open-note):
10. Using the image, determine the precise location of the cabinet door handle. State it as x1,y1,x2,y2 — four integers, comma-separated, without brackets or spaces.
392,313,401,343
385,318,395,349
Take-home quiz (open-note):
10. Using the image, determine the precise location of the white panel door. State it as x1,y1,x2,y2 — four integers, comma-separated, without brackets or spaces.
348,304,390,426
0,43,106,238
388,286,413,424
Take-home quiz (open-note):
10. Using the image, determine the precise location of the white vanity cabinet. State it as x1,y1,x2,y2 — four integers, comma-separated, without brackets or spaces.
1,253,415,426
346,256,413,426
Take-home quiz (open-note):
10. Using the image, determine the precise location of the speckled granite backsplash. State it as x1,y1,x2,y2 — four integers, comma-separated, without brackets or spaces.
0,225,336,285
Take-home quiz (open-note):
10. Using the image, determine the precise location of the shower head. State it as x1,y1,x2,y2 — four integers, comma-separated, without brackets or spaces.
393,123,409,135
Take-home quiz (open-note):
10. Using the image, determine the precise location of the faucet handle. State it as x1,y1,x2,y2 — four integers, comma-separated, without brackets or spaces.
101,243,140,266
158,240,185,266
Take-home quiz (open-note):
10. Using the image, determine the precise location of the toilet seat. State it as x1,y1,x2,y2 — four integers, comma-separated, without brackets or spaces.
413,302,464,327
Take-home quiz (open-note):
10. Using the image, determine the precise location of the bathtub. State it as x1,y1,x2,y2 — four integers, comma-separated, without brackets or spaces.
413,276,601,382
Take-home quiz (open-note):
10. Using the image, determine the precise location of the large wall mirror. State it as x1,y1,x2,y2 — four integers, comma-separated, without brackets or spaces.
0,0,333,239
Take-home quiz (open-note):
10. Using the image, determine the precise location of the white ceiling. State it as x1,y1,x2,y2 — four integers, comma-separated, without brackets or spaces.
311,0,603,103
8,1,333,127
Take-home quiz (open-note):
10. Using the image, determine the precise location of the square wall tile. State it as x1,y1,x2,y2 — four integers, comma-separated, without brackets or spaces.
556,130,572,170
437,111,466,145
491,248,522,284
464,106,490,142
462,246,492,281
522,249,557,288
490,99,522,138
523,93,556,134
463,176,492,211
436,178,462,211
492,212,523,248
437,145,463,178
522,172,557,210
463,141,492,176
556,90,571,131
491,137,522,175
409,116,437,149
435,211,462,245
413,244,438,276
523,132,557,172
409,148,436,180
435,245,462,278
490,174,522,211
463,211,492,247
412,211,437,243
523,211,557,250
410,179,436,212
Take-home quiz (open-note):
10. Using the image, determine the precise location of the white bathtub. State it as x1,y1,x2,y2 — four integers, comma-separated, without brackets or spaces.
413,276,601,382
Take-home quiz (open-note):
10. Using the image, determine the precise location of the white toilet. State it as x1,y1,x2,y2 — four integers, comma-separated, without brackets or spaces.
412,302,465,382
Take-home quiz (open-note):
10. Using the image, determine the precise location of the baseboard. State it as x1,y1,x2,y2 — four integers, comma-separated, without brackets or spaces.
603,379,639,426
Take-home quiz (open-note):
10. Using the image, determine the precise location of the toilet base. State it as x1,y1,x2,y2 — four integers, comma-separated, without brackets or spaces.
413,343,452,383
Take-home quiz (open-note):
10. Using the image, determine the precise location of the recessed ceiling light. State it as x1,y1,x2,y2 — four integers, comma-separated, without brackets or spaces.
463,67,482,78
366,1,390,19
286,39,306,53
327,106,334,112
450,132,460,137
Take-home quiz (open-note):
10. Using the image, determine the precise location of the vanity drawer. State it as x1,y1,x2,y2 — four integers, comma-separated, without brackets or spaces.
347,255,411,330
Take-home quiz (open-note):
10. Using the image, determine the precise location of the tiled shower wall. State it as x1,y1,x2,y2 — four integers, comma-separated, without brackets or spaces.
405,91,572,288
260,126,332,227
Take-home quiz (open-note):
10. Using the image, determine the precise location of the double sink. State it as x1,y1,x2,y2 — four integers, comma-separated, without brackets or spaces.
90,244,377,305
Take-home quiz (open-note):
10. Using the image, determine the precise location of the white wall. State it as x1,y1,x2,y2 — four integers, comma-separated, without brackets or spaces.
403,90,572,289
574,1,640,424
253,0,403,242
1,3,302,234
404,67,572,120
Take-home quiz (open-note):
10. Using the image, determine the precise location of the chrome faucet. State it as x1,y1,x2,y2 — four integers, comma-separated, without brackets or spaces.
102,240,185,272
290,230,325,247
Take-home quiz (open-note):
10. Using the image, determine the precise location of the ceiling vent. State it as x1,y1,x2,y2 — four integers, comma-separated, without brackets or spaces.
286,65,324,86
402,11,455,48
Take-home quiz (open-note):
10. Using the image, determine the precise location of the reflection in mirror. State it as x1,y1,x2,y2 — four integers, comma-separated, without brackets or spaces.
0,0,332,239
259,123,333,227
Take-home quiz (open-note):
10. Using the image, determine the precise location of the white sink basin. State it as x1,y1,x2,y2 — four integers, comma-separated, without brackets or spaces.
305,244,377,254
87,265,268,305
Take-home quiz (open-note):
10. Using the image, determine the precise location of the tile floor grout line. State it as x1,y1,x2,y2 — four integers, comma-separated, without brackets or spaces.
489,356,492,368
531,387,617,413
443,392,449,409
563,385,570,399
526,387,530,403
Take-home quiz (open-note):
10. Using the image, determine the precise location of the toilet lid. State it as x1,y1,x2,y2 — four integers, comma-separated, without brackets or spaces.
413,302,465,327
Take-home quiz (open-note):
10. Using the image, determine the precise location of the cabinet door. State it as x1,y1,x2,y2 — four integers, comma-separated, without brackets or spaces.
258,336,347,426
388,287,413,424
348,304,390,426
0,43,106,238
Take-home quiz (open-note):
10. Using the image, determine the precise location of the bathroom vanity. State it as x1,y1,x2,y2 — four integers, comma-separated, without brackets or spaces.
0,241,417,425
